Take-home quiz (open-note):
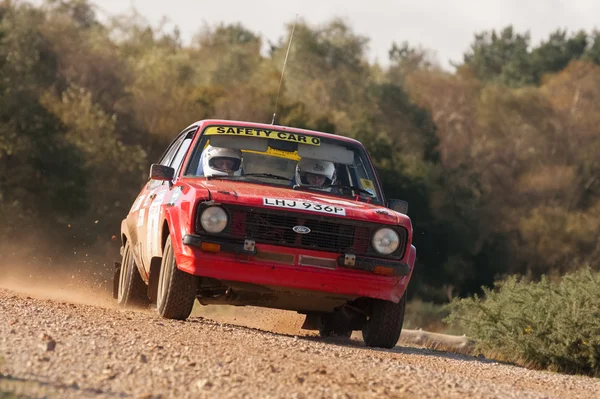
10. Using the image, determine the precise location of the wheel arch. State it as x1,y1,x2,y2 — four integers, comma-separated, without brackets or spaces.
120,217,132,253
148,219,173,303
161,219,171,251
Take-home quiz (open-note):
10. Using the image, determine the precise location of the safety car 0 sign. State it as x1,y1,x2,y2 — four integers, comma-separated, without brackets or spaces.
204,126,321,146
263,198,346,216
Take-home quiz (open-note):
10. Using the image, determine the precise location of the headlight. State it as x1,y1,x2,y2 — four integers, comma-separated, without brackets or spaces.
200,206,228,233
372,228,400,255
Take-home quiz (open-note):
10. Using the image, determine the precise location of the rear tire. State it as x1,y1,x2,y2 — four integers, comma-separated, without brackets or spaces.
319,312,353,338
362,294,406,349
117,241,149,308
156,235,197,320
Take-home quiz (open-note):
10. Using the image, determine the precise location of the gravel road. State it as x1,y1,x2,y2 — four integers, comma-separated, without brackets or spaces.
1,278,599,399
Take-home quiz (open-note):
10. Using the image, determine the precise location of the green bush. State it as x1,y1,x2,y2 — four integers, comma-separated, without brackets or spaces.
444,267,600,376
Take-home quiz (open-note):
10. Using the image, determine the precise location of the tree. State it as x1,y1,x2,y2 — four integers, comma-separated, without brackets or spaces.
0,2,87,246
41,85,147,235
461,26,534,87
584,31,600,65
276,18,371,132
530,29,587,83
387,41,439,81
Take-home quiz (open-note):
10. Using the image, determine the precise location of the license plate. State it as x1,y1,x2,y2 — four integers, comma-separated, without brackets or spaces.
263,198,346,216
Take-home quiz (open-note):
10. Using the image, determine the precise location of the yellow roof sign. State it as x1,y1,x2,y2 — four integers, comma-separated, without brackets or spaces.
204,126,321,146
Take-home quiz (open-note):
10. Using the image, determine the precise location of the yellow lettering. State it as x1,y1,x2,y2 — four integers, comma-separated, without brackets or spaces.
203,126,320,146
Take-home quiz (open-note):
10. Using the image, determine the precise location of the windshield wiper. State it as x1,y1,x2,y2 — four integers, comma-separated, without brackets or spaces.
329,184,374,196
243,173,290,181
208,173,290,182
207,175,244,180
293,184,374,196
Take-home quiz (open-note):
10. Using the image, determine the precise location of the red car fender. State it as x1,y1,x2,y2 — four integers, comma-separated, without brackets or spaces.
160,183,208,264
162,205,186,258
145,187,204,302
407,244,417,276
390,245,417,303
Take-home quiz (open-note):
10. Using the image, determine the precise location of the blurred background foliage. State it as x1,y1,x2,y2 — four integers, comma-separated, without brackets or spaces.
2,0,600,307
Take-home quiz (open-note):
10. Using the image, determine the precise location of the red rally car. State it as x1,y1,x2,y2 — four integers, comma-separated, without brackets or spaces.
115,119,416,348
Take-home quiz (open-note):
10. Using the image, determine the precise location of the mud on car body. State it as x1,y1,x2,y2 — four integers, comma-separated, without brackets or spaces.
115,119,416,348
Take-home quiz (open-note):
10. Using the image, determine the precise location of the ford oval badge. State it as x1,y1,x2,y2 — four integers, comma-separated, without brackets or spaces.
293,225,311,234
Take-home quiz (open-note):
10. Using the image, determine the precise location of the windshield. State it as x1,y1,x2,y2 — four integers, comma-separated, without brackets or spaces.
183,125,383,204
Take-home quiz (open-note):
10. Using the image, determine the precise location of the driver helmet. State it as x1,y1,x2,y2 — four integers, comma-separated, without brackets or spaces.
295,158,336,190
201,145,243,177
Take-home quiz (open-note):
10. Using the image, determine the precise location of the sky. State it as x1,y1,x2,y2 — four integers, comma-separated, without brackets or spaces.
40,0,600,69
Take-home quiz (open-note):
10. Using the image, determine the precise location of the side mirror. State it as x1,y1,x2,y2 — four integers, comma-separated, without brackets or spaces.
150,164,175,181
387,199,408,214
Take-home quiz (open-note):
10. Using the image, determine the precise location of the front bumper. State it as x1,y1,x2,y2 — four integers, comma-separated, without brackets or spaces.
178,234,415,302
182,234,410,276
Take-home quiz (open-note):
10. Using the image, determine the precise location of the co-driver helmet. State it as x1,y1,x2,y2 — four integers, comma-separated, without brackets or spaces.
295,158,336,191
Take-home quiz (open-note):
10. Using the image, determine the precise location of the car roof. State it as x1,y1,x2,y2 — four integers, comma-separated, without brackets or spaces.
187,119,364,146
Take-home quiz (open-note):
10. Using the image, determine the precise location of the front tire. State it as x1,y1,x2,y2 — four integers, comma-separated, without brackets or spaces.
156,235,197,320
362,293,406,349
117,241,149,308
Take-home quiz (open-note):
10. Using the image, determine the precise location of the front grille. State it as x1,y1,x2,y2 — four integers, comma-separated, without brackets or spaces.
196,204,407,258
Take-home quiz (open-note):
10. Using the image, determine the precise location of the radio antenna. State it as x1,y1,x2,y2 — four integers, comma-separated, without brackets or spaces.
272,14,298,125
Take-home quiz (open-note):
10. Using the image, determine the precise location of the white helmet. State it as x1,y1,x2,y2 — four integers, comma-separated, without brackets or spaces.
201,145,243,177
295,158,336,190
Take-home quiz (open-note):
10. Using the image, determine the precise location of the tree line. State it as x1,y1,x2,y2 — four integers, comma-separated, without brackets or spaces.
1,0,599,300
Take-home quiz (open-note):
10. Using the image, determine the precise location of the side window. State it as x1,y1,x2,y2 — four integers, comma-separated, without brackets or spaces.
353,154,379,199
170,138,192,176
159,135,186,167
156,126,197,170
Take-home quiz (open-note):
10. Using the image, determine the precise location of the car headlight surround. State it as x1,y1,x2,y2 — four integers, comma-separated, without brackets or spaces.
372,228,400,255
200,206,228,233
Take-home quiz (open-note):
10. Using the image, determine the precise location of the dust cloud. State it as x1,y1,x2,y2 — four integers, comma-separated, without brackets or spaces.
0,252,116,309
0,252,311,337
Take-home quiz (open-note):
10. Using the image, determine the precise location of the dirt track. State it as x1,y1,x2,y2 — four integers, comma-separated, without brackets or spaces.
1,278,600,399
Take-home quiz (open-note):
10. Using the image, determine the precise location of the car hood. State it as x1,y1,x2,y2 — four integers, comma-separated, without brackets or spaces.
184,178,402,226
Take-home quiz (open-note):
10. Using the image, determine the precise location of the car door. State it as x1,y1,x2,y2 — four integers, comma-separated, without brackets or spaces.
136,132,188,272
143,127,196,269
